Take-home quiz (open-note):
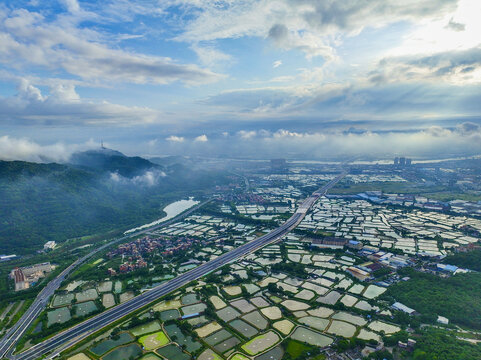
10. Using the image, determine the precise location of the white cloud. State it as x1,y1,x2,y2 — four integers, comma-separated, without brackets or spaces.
237,130,258,139
172,0,458,59
203,81,352,119
155,123,481,159
166,135,185,142
0,8,222,85
273,60,282,68
110,169,166,187
48,83,80,103
0,78,160,125
392,0,480,56
0,136,96,162
132,169,166,186
61,0,80,13
191,43,232,67
194,134,208,142
17,78,45,102
229,123,481,158
371,46,481,85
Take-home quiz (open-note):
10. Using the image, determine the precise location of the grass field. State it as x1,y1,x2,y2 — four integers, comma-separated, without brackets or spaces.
231,354,249,360
139,331,169,351
285,339,312,358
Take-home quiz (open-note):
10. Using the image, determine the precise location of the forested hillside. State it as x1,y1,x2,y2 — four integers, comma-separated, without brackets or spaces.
0,152,227,255
384,268,481,329
444,249,481,271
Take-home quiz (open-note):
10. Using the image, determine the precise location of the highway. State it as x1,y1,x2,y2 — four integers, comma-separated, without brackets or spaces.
0,200,212,360
7,172,345,360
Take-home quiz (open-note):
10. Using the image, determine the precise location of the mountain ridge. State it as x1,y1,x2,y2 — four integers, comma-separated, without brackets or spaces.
0,151,228,254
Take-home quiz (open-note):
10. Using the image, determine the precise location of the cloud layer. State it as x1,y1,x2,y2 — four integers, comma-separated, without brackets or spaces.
2,122,481,163
0,135,95,162
173,0,458,59
0,0,479,160
0,7,222,85
0,78,159,125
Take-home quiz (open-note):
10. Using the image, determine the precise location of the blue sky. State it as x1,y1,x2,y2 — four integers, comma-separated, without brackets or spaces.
0,0,481,161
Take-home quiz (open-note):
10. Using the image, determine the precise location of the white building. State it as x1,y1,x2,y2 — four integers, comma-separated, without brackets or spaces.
437,315,449,325
392,302,416,315
44,241,56,251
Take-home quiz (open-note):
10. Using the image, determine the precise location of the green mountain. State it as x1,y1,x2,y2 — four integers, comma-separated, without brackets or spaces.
0,151,226,255
70,148,162,177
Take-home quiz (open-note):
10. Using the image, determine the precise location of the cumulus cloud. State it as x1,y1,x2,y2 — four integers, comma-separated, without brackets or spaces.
110,169,166,187
0,7,222,85
0,135,95,162
0,78,159,125
223,123,481,158
194,134,208,142
146,122,481,159
133,170,166,186
166,135,185,142
3,122,481,164
370,46,481,84
172,0,458,59
237,130,258,139
48,83,80,103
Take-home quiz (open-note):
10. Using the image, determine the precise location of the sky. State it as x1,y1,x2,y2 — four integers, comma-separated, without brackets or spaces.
1,0,481,162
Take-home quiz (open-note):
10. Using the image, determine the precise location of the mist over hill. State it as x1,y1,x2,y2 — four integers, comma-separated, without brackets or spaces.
70,148,163,177
0,149,227,255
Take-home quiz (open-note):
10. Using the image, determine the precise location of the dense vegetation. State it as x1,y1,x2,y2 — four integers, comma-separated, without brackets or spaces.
411,329,481,360
271,261,309,279
444,249,481,271
331,181,445,195
384,268,481,329
283,339,325,360
331,179,481,202
69,149,158,177
0,153,229,254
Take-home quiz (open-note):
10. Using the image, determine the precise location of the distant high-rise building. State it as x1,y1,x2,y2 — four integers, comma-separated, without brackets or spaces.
395,156,412,167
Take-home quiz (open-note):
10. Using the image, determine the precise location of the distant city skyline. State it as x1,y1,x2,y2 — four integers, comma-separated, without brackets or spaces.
0,0,480,161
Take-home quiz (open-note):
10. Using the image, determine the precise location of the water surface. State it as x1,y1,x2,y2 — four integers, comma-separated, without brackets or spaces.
124,198,199,234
